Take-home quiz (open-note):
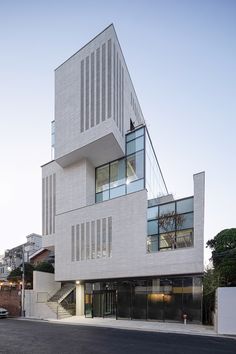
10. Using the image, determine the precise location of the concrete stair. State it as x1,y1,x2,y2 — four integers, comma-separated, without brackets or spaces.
46,283,76,319
48,283,75,303
47,302,73,319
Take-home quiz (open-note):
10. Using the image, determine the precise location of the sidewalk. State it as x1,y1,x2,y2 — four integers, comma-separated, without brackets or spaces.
48,316,217,337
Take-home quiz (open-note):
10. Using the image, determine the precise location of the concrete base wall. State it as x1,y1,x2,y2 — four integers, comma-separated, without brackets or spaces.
25,271,61,320
215,287,236,335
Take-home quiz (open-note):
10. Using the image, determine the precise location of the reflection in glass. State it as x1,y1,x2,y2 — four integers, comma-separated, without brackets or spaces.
110,185,126,199
147,206,158,220
159,202,175,216
96,190,109,203
126,135,144,155
147,220,158,235
147,236,158,253
177,213,193,230
96,164,109,192
176,229,193,248
126,127,144,142
126,151,144,183
159,232,175,250
110,159,125,188
177,198,194,214
126,179,144,194
145,129,168,199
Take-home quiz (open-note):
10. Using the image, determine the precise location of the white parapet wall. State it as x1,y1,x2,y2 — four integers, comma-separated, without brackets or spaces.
25,271,61,319
215,287,236,335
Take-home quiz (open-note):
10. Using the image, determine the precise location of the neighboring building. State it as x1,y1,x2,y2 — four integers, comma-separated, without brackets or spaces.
0,234,42,280
41,24,205,322
29,247,54,267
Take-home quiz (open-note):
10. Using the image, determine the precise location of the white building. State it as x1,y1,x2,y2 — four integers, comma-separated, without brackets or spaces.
41,24,205,322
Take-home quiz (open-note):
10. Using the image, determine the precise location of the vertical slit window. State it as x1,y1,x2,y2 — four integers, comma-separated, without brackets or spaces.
121,67,124,135
113,44,116,122
81,223,85,261
80,60,84,132
96,48,100,125
86,222,90,260
119,59,121,131
97,219,101,258
71,225,75,262
91,221,95,259
42,178,45,235
108,217,112,257
85,56,90,130
49,175,52,234
76,224,80,261
107,39,112,118
102,43,106,122
45,176,48,235
53,173,56,234
91,52,95,127
102,218,106,257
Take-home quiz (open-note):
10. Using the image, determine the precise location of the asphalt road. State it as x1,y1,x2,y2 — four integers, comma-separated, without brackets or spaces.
0,319,235,354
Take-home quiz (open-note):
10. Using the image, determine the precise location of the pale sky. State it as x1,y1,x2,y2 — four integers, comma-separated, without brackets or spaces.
0,0,235,265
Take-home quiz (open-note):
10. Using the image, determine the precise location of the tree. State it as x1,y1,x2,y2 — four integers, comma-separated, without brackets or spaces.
34,262,54,274
202,267,223,324
158,211,184,249
206,228,236,285
7,263,34,284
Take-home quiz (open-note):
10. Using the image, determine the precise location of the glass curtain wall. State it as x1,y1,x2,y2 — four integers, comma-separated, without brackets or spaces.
84,275,202,323
95,127,145,202
147,197,194,253
95,126,168,202
145,129,168,199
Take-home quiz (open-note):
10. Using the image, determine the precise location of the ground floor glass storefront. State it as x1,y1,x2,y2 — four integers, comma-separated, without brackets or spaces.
84,275,202,323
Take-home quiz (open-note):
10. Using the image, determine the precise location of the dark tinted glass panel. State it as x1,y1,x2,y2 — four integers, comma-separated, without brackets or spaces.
132,280,147,319
117,282,132,319
176,198,193,214
178,213,193,230
85,294,93,317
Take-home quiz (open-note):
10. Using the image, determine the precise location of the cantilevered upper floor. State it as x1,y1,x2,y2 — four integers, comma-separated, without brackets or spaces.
54,24,145,168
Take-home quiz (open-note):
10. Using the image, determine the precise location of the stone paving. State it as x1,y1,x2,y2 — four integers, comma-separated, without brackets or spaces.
48,316,218,337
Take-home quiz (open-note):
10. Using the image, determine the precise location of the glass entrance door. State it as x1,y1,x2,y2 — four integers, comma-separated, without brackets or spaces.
92,290,116,318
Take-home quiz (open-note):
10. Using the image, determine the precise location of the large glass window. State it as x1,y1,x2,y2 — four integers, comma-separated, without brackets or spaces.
146,197,194,253
145,129,168,199
95,128,145,202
